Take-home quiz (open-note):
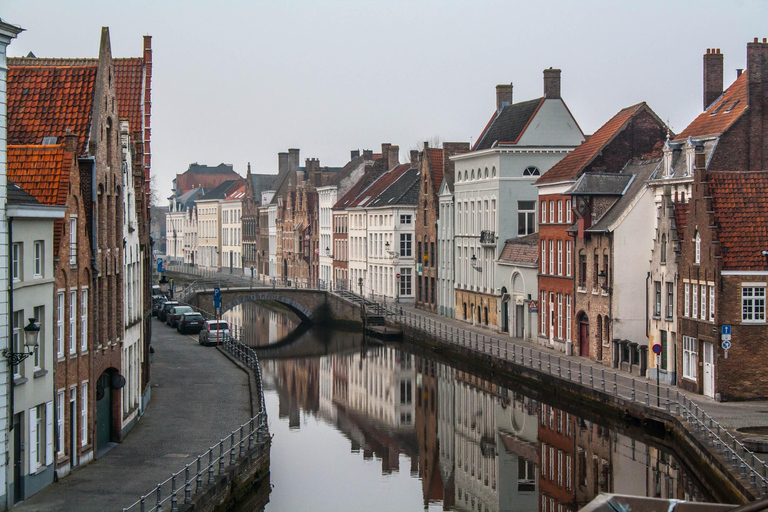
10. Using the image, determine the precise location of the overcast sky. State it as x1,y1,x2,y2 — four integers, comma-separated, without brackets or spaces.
5,0,768,201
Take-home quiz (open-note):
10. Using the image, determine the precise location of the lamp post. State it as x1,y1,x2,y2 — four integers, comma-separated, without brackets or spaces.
159,274,170,297
3,318,40,367
470,254,482,272
358,277,364,297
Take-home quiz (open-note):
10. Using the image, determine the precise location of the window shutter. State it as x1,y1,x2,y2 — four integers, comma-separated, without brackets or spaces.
46,401,54,465
29,407,38,472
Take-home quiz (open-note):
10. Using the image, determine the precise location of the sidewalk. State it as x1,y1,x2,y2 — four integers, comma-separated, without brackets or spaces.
14,319,252,512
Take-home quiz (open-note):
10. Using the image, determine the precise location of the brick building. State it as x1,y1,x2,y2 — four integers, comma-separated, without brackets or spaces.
242,163,276,278
538,404,577,512
414,142,469,313
536,103,667,355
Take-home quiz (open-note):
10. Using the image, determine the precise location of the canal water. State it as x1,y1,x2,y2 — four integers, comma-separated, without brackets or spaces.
224,302,731,512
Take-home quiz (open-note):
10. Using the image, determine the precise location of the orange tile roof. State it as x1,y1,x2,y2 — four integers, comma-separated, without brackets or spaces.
708,171,768,270
428,148,443,188
675,72,748,141
537,103,646,184
673,202,689,235
7,66,97,154
347,164,412,208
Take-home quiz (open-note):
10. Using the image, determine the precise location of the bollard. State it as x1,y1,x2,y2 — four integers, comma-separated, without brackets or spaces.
184,464,192,504
196,456,203,492
733,440,740,470
208,448,215,483
568,360,572,381
230,431,237,466
140,496,146,512
171,475,178,512
589,366,593,388
219,440,225,474
666,388,670,413
548,354,551,373
505,341,508,359
240,427,246,457
631,379,635,401
645,382,650,405
709,419,715,447
601,370,605,392
752,455,758,488
557,357,561,377
249,418,255,450
716,425,722,453
578,363,582,384
156,484,163,512
613,373,617,395
537,350,541,370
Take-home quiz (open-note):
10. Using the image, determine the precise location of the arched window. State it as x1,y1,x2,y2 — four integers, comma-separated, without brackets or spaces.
484,167,489,179
660,234,667,264
492,166,497,178
464,170,468,181
694,231,701,264
523,166,540,177
471,169,475,180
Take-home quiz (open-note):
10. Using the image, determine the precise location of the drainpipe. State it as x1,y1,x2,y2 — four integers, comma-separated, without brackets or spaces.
7,216,14,453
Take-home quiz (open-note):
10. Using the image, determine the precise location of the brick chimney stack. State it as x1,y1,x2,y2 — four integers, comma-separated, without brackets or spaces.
387,145,400,170
410,150,419,168
543,68,561,99
747,37,768,170
288,148,300,170
351,149,360,160
278,152,289,171
496,83,513,111
703,48,724,110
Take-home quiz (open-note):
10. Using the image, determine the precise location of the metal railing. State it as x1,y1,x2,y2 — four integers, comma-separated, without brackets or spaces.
122,334,269,512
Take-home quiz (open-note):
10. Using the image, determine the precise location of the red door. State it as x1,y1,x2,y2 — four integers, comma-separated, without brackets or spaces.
579,320,590,357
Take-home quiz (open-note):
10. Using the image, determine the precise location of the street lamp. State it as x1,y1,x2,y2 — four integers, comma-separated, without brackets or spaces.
470,253,482,272
358,277,364,296
325,247,331,257
3,318,40,367
598,270,611,293
159,274,170,296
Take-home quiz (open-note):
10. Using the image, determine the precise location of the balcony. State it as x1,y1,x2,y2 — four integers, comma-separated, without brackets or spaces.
479,230,496,247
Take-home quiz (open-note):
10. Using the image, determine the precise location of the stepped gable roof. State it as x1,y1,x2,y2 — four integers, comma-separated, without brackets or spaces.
347,164,412,208
537,103,653,184
7,181,42,206
473,97,544,151
7,144,70,206
428,148,444,188
707,171,768,270
368,167,420,207
499,233,539,266
675,72,748,141
10,56,146,134
672,201,689,234
7,65,97,154
198,179,238,202
587,158,659,232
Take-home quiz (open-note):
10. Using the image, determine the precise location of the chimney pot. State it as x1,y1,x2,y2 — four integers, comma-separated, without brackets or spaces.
764,38,767,43
543,69,561,99
755,37,759,43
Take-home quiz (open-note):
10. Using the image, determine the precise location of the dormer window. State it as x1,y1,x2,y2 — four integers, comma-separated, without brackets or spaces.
523,166,540,177
685,146,695,177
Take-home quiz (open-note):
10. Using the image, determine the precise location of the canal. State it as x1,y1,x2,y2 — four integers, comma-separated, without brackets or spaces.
223,301,733,512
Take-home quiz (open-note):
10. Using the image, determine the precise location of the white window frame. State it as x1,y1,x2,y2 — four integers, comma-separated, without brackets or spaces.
742,285,766,323
57,391,65,458
684,283,690,318
557,201,563,223
81,383,88,446
683,335,698,380
667,282,674,319
557,240,563,275
549,201,554,226
69,216,77,266
34,240,43,278
709,285,715,322
557,293,563,339
69,291,77,355
12,242,21,281
566,199,572,223
566,295,572,342
692,284,698,320
541,291,547,335
81,288,88,352
548,240,554,275
541,241,547,275
694,231,701,264
57,292,64,358
541,201,546,224
700,284,707,320
566,241,572,277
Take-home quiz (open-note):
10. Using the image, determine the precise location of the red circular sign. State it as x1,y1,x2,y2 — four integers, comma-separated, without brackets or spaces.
652,343,662,355
396,273,401,279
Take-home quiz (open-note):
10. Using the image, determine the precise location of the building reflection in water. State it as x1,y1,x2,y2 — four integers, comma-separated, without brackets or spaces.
229,301,713,511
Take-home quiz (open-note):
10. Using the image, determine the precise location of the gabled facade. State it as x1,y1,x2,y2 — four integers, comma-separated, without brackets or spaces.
436,173,456,318
195,179,241,269
242,164,277,278
496,233,538,339
452,71,584,330
221,182,245,273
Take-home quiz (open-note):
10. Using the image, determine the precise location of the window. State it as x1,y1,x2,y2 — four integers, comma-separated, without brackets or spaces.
549,241,554,275
33,305,44,370
557,294,563,339
660,234,667,264
523,166,540,176
557,241,563,275
557,450,563,486
541,442,547,476
700,284,707,320
566,199,572,223
57,293,64,358
742,286,766,322
81,383,88,446
12,242,21,281
654,281,661,317
400,234,412,257
692,284,698,320
400,268,412,296
69,217,77,266
549,201,554,225
694,231,701,264
541,241,547,274
399,379,412,404
541,291,547,334
34,241,43,278
400,215,412,225
566,241,572,276
566,454,573,490
69,291,77,355
81,289,88,352
667,282,674,319
518,201,536,235
684,283,690,317
558,201,563,223
709,285,715,322
12,310,23,379
578,252,587,289
57,391,64,457
566,295,572,342
541,201,546,223
683,336,698,380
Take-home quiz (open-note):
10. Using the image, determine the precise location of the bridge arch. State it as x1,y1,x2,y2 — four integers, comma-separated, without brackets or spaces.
220,293,314,323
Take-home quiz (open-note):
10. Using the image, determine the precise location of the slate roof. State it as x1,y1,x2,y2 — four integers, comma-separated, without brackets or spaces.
347,164,412,208
675,72,748,141
587,158,659,232
198,180,238,202
248,173,278,204
7,144,70,206
499,233,539,266
333,167,386,210
7,66,98,154
367,167,420,207
8,181,42,206
566,173,634,196
473,98,544,151
537,103,652,184
708,171,768,270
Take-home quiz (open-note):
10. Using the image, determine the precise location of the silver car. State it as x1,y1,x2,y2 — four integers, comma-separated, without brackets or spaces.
198,320,230,346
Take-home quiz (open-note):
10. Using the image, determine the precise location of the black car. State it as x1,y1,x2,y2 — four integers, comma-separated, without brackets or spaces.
157,301,179,322
152,296,167,316
166,306,194,328
177,312,205,334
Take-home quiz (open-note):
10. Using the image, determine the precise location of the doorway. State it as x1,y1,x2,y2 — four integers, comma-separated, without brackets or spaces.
578,313,590,358
70,389,77,468
96,372,113,451
703,342,715,398
500,287,509,333
13,413,22,503
515,304,524,338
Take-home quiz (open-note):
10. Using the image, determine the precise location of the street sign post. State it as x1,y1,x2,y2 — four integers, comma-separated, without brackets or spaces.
213,287,221,308
652,343,662,355
529,300,538,313
721,325,732,341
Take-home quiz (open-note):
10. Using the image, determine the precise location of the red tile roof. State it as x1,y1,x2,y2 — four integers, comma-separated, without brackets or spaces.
708,171,768,270
673,202,689,235
675,72,748,141
347,164,412,208
428,148,444,188
7,66,97,154
499,233,539,265
537,103,646,184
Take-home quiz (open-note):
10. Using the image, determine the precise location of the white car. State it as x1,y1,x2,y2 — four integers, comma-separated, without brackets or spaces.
198,320,230,346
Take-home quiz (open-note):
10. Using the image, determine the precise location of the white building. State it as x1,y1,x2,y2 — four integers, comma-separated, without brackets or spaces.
451,71,583,328
195,179,240,270
221,183,245,273
120,121,144,436
166,188,203,266
317,186,337,288
495,234,538,339
0,20,24,509
437,175,456,317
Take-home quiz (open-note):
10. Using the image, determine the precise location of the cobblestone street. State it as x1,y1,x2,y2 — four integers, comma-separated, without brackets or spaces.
13,319,251,512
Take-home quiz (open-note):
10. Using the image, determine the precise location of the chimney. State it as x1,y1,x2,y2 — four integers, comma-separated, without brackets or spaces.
362,150,373,160
703,48,724,110
543,68,561,99
288,148,300,170
410,150,419,168
64,130,78,155
496,83,513,111
351,149,360,160
278,152,289,171
387,145,400,170
747,37,768,170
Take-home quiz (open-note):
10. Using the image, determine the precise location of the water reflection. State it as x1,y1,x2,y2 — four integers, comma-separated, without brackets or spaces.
227,301,720,512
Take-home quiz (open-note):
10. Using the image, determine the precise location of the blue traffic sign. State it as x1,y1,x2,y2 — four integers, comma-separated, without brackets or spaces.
213,287,221,308
157,258,164,273
722,340,732,350
652,343,662,355
722,325,732,336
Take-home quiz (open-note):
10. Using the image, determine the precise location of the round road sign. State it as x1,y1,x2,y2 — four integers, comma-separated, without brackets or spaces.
652,343,662,355
722,340,732,350
396,273,401,279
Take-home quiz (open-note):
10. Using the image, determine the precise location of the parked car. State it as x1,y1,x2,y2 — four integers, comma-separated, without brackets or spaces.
177,312,206,334
152,296,166,316
198,320,231,346
166,306,194,328
157,301,179,322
